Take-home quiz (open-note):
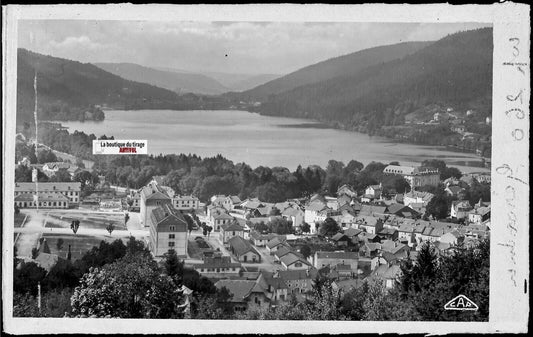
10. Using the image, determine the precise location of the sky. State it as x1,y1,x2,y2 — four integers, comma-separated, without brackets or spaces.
18,21,491,75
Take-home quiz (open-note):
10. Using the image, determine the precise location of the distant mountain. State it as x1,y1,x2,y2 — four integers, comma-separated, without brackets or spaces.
95,63,229,95
16,49,219,123
252,28,493,134
237,41,433,101
228,74,281,92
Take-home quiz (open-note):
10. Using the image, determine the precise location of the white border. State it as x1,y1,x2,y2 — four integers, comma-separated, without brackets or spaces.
2,3,530,334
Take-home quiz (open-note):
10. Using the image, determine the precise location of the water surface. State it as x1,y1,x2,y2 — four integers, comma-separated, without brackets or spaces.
62,110,489,173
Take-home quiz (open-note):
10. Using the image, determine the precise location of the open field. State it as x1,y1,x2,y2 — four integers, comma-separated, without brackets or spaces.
45,211,128,231
187,236,214,259
42,233,130,261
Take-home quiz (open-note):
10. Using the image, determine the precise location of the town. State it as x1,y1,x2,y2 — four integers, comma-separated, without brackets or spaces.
13,149,491,318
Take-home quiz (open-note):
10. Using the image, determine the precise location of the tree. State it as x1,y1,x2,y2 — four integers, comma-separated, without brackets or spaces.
124,213,130,225
300,245,312,259
15,204,20,214
13,261,47,296
184,214,195,235
319,217,341,237
70,220,80,234
106,223,114,235
162,249,184,278
300,222,311,234
206,225,213,239
71,253,186,318
425,192,450,220
56,238,64,251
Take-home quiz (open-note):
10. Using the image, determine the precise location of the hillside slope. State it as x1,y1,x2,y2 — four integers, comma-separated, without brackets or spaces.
95,63,230,95
255,28,493,133
16,49,211,123
237,41,433,101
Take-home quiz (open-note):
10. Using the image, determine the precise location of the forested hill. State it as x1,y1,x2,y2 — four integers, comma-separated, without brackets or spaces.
235,41,433,101
94,63,230,95
16,49,217,124
252,28,493,133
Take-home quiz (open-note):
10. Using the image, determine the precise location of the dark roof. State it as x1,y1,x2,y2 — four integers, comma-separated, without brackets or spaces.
228,236,259,256
343,227,362,238
331,233,350,241
221,221,244,232
214,280,258,302
280,253,311,267
15,182,81,192
274,246,294,259
278,268,318,281
151,204,187,232
315,251,358,260
266,237,287,249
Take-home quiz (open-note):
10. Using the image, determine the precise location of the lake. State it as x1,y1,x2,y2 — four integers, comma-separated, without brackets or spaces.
62,110,489,173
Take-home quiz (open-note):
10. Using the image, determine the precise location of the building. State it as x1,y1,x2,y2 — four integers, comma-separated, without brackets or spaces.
280,253,312,271
383,165,440,189
140,184,172,227
149,204,188,257
403,190,435,207
450,200,473,220
172,195,200,210
42,161,75,178
214,279,270,313
278,268,318,294
354,215,384,235
468,206,491,224
212,212,234,231
265,237,289,255
15,192,70,209
14,182,81,207
365,184,383,199
313,251,358,271
249,232,280,247
369,264,402,289
220,221,246,244
193,252,242,278
337,184,357,198
228,236,261,263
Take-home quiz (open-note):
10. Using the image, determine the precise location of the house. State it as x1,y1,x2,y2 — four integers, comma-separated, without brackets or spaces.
468,206,491,224
337,184,357,198
386,203,420,219
228,236,261,263
370,264,402,289
193,252,242,278
383,165,440,189
353,215,384,235
265,237,289,255
148,204,188,257
15,192,70,209
249,232,282,247
220,221,246,244
450,200,473,220
365,183,383,199
407,202,426,215
281,207,305,229
397,222,416,246
339,212,357,228
343,227,362,240
214,279,270,313
439,230,463,245
129,192,141,212
359,205,388,216
313,251,358,271
257,272,289,303
445,185,466,199
278,268,318,294
304,202,329,229
331,233,351,247
42,161,74,178
280,252,312,271
212,212,234,231
223,196,242,211
360,242,381,258
140,184,172,227
403,191,435,207
273,246,295,262
172,195,200,210
14,182,81,208
377,228,398,241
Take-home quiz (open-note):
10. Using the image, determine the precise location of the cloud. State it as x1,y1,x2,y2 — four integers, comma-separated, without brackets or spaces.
17,20,491,75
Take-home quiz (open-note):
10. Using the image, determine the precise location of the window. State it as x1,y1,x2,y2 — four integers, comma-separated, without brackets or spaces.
169,234,175,239
295,262,302,267
169,225,175,231
168,241,175,247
